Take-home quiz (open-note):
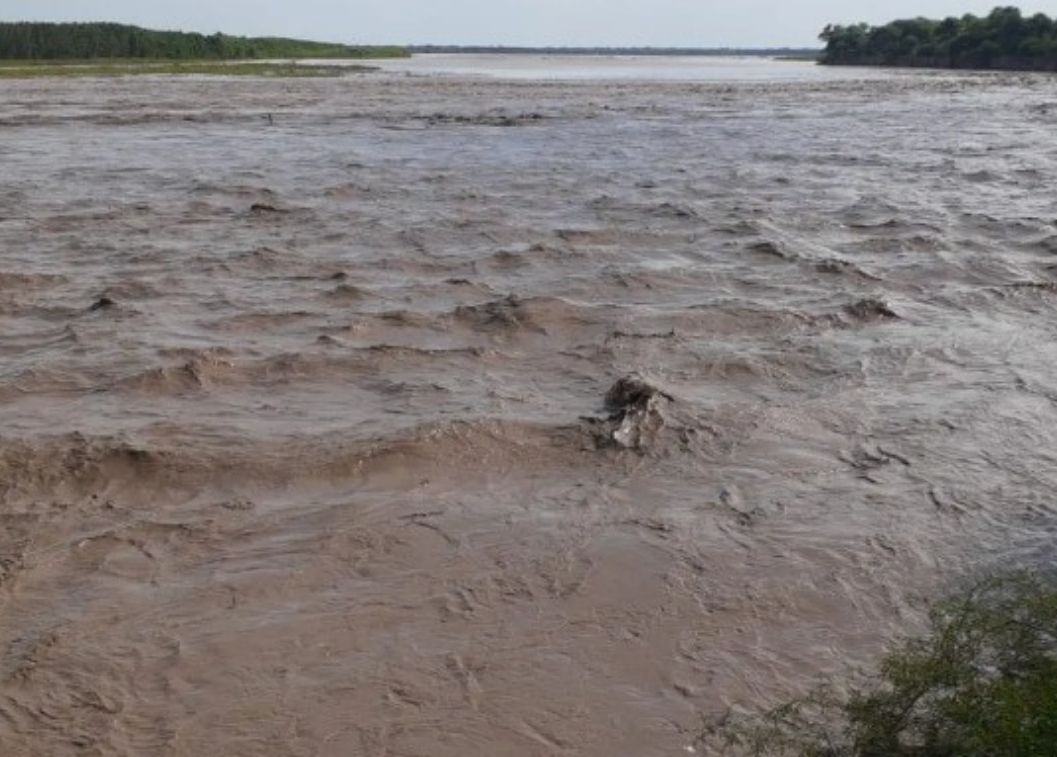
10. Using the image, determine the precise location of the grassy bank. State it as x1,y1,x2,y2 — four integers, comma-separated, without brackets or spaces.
0,59,372,78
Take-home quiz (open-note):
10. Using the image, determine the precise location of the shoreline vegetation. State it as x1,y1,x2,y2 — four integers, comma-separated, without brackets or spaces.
820,6,1057,72
709,572,1057,756
0,60,365,78
0,21,406,78
0,21,406,62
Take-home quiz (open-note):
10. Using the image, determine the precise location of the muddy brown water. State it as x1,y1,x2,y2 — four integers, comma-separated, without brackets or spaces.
2,62,1057,755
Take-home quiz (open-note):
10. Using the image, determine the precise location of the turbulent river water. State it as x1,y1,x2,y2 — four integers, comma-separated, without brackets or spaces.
2,57,1057,755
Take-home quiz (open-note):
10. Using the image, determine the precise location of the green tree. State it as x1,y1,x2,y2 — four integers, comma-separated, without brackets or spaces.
819,7,1057,70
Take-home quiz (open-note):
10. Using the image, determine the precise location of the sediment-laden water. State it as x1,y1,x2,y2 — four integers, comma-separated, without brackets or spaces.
2,60,1057,756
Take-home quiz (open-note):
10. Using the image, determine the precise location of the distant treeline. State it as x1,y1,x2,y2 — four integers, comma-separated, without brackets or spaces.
820,6,1057,70
0,22,407,60
409,45,821,58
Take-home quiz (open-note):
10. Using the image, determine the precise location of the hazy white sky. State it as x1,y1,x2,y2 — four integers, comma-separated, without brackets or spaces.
2,1,1055,47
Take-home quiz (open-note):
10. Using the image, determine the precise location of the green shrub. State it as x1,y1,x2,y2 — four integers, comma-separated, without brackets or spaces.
709,573,1057,756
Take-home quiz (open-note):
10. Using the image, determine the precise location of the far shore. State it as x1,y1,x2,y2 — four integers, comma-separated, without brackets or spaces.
0,51,826,79
0,59,374,78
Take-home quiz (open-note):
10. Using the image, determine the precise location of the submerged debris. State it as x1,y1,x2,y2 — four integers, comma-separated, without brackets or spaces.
816,259,851,274
599,374,674,450
88,296,116,311
249,203,286,215
423,112,546,127
843,297,899,322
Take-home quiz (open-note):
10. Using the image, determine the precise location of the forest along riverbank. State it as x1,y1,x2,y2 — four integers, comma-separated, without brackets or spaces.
1,65,1057,755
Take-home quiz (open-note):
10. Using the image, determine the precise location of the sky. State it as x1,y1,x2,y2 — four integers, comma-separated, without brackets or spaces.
2,1,1056,48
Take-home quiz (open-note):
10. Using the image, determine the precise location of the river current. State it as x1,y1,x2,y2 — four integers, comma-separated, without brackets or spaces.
1,57,1056,755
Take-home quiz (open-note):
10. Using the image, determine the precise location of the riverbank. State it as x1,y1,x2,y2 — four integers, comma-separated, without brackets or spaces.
0,21,407,61
0,59,371,78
